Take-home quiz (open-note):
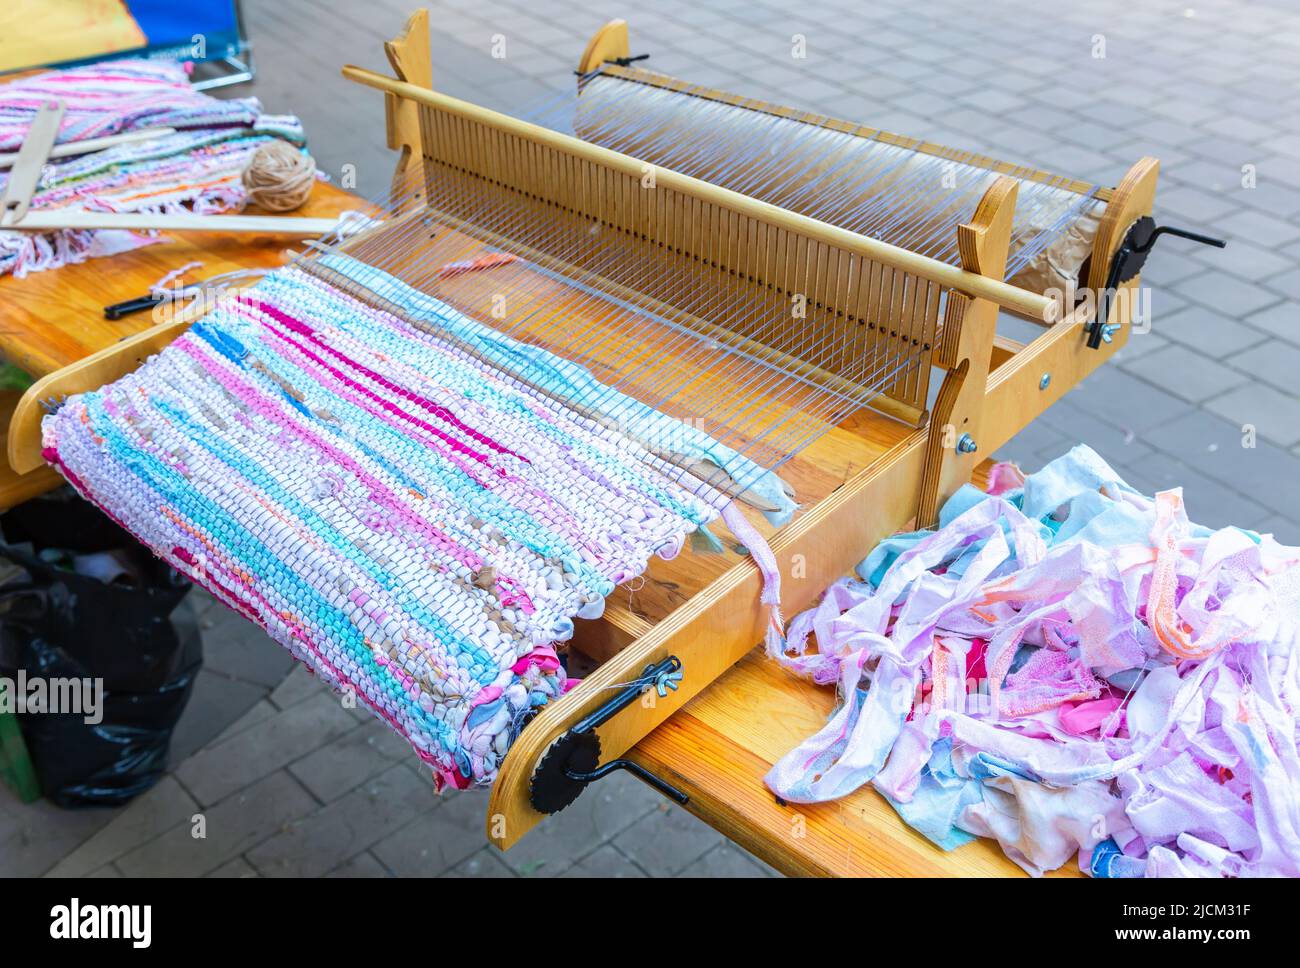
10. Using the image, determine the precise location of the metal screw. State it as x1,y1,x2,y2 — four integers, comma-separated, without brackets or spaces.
1039,373,1051,391
956,433,978,454
1099,323,1121,344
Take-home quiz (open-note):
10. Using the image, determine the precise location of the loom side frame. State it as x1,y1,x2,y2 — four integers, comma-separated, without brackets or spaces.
577,19,629,74
383,7,433,203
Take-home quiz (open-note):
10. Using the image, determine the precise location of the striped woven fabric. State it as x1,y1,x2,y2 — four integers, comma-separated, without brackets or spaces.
0,59,307,277
42,260,762,788
0,59,271,149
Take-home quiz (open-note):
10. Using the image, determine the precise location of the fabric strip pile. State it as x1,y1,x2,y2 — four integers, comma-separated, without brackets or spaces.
767,446,1300,877
0,59,306,277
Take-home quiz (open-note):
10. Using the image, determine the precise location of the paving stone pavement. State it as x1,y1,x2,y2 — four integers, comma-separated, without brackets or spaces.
4,0,1299,876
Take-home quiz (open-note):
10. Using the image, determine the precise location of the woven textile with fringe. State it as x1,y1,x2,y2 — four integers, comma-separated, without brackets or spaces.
41,259,778,789
0,59,307,277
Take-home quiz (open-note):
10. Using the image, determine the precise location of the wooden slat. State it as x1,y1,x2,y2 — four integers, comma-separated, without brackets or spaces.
383,7,432,192
11,211,341,235
991,333,1025,370
916,178,1017,527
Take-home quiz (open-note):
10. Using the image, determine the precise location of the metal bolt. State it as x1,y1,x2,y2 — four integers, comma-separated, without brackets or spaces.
1039,373,1051,391
653,668,683,698
956,433,978,454
1099,323,1121,344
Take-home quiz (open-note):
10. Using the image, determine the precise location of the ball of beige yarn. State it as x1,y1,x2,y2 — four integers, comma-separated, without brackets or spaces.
241,141,316,212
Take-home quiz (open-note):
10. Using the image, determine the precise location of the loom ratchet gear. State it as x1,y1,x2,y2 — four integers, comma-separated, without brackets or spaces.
529,656,689,814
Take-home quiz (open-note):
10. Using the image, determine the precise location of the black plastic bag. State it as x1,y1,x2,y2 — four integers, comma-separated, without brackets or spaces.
0,496,200,806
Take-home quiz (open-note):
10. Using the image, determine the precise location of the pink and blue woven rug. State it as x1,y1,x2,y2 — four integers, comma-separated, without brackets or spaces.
42,257,776,788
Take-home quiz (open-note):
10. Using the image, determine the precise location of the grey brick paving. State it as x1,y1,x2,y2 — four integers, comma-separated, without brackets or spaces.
1,792,118,877
559,844,648,878
1205,383,1300,448
168,669,266,764
677,843,780,878
444,848,516,877
368,787,489,876
6,0,1300,878
287,720,414,802
1121,344,1249,402
245,763,434,877
1227,339,1300,392
326,851,392,877
1113,330,1170,362
1159,305,1268,357
1243,302,1300,345
115,771,318,877
45,777,198,878
175,690,357,807
208,857,259,878
612,804,729,877
198,606,297,688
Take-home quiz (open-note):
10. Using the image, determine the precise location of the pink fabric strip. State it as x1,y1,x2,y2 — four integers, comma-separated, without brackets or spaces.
720,500,785,655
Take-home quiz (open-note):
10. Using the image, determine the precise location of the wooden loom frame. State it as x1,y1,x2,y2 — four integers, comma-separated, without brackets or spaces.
4,9,1158,852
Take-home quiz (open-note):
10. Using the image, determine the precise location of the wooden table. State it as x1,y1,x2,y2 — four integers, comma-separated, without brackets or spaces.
0,181,362,509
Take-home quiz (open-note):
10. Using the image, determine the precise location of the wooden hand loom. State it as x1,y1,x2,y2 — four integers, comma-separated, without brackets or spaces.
6,11,1163,853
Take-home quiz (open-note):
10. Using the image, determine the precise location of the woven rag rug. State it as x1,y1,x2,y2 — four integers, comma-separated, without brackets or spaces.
0,59,306,277
41,254,790,789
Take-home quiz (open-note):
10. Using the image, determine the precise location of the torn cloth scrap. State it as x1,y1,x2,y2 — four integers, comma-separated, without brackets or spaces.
766,445,1300,877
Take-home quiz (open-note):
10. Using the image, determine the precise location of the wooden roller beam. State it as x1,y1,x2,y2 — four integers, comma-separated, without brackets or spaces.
341,65,1057,321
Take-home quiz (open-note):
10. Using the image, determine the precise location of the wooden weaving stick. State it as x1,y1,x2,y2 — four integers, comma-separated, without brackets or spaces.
8,210,345,235
0,126,177,168
0,100,64,226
